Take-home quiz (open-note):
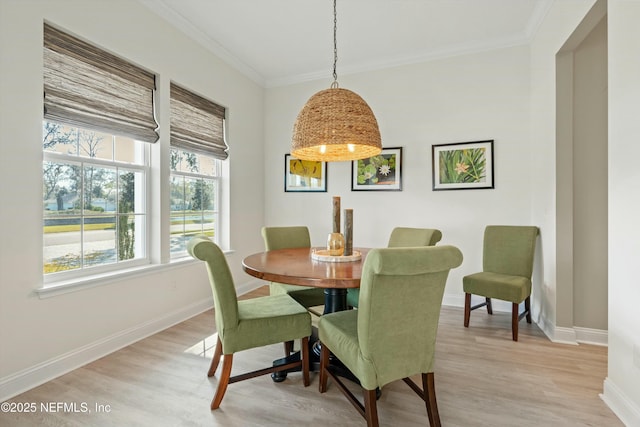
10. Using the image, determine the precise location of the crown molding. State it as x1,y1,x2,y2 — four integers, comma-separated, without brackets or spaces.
138,0,556,90
137,0,266,87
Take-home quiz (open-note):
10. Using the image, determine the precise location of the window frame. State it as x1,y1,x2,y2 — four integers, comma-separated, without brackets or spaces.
42,126,151,285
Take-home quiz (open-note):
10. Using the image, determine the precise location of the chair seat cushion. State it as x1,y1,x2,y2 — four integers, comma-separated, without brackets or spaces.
463,271,531,303
270,282,325,308
222,294,311,354
318,310,379,390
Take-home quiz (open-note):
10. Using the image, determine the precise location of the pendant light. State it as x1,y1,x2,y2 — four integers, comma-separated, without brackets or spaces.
291,0,382,162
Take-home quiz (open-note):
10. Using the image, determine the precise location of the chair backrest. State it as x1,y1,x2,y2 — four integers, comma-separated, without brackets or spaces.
482,225,539,278
187,236,239,338
357,245,463,388
261,226,311,250
387,227,442,247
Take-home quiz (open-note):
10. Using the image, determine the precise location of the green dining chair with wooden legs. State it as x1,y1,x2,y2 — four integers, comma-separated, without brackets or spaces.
187,235,311,410
346,227,442,308
319,246,463,427
463,225,539,341
262,226,326,316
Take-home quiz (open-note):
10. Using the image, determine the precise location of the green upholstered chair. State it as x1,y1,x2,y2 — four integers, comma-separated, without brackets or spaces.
346,227,443,308
262,226,326,309
463,225,539,341
319,245,463,427
187,235,311,410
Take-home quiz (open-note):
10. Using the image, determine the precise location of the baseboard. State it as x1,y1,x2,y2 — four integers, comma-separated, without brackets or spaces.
551,326,579,345
442,293,465,309
574,326,608,346
442,294,607,346
601,377,640,426
549,326,608,346
0,297,212,403
536,314,563,343
0,279,267,402
1,285,607,403
442,293,512,313
236,278,266,296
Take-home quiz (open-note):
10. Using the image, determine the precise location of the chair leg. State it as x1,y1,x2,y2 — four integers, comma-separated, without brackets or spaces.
208,336,223,377
486,297,493,315
464,293,471,327
423,372,441,427
284,340,293,356
211,353,233,410
512,302,519,341
319,341,329,393
363,388,379,427
525,296,532,323
301,336,310,387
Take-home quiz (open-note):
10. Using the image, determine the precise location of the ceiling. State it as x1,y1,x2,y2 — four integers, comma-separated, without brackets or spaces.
139,0,553,88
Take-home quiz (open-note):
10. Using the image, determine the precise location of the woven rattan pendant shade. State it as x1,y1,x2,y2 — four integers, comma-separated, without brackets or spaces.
290,0,382,162
291,87,382,162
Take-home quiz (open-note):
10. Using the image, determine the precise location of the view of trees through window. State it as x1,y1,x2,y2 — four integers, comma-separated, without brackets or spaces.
169,149,219,257
43,121,147,275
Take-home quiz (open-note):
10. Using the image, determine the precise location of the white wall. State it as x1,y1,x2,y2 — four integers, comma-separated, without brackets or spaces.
0,0,265,400
265,46,533,308
604,1,640,424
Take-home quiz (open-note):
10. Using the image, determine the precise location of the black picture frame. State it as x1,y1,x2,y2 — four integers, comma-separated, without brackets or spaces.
432,140,494,190
351,147,403,191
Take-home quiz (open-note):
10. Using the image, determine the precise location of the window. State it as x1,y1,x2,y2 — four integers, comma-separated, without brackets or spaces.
43,23,157,280
41,24,229,279
43,122,148,276
169,83,227,258
169,149,220,256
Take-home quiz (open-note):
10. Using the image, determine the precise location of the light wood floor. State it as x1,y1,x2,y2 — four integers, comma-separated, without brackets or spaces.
1,287,621,427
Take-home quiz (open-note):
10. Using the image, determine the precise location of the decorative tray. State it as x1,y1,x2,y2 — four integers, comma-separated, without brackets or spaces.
311,249,362,263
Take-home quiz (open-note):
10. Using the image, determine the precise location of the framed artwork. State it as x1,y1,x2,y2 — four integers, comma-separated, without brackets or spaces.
284,154,327,192
432,140,494,190
351,147,403,191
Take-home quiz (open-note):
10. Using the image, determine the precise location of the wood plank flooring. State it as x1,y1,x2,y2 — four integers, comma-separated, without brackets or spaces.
0,287,621,426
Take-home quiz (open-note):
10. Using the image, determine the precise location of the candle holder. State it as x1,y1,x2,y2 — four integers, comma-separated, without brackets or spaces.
326,232,345,256
344,208,353,256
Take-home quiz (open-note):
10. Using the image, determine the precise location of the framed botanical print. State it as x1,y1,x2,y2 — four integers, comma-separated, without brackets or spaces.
432,140,494,190
351,147,402,191
284,154,327,192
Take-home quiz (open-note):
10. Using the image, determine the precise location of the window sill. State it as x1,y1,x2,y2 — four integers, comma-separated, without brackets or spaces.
35,249,234,299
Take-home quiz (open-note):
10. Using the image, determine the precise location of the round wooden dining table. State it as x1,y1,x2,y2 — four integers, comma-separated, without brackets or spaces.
242,247,370,382
242,247,370,314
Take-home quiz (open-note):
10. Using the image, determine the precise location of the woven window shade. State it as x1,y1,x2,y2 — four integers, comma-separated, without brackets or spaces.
170,83,228,160
43,23,159,143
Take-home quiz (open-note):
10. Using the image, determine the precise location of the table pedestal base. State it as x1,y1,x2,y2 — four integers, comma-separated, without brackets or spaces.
270,332,359,385
273,286,351,381
271,287,381,398
322,288,348,313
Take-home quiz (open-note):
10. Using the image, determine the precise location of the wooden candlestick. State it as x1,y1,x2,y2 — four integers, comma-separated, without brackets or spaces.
332,196,340,233
344,209,353,256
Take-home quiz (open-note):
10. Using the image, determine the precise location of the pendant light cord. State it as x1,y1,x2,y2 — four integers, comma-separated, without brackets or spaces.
291,0,382,161
332,0,339,89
